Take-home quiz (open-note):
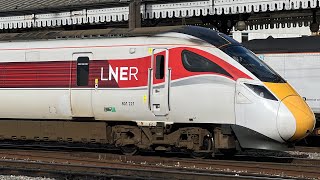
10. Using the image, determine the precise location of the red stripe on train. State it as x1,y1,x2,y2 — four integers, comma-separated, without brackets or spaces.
0,47,251,88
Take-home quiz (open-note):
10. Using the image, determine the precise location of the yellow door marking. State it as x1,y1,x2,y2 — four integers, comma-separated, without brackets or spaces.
148,48,153,55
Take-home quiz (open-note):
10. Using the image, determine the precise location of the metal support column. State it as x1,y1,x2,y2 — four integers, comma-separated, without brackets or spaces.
129,0,141,29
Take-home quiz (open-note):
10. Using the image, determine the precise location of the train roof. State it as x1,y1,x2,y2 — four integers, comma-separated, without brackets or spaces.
242,36,320,53
0,26,240,48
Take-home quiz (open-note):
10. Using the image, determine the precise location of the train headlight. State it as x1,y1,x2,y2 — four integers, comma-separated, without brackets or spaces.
245,83,278,101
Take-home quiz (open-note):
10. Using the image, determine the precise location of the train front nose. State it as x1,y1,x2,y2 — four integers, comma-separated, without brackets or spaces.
277,95,315,142
264,82,316,142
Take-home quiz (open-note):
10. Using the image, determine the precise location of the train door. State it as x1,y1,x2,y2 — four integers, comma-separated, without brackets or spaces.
148,48,171,116
71,53,94,117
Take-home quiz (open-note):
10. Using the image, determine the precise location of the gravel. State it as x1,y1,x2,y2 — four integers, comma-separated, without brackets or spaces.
286,151,320,160
238,149,320,160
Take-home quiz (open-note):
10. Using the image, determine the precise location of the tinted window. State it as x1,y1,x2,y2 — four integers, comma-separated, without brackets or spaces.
155,55,165,79
77,57,89,86
222,46,285,83
182,50,231,77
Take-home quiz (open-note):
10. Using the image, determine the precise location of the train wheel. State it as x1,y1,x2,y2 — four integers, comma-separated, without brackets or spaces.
120,145,139,155
191,136,213,159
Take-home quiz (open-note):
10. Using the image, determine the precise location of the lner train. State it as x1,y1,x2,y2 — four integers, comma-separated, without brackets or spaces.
0,26,315,156
243,36,320,138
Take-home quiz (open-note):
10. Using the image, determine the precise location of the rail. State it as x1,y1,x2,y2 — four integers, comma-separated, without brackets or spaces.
0,148,319,179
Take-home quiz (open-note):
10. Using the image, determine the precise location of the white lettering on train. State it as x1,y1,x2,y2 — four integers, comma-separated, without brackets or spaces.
101,65,138,83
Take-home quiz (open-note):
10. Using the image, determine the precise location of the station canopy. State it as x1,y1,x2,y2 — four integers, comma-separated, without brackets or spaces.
0,0,128,16
0,0,318,31
0,0,184,15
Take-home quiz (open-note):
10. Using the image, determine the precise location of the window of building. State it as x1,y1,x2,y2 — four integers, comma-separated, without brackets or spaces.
241,32,249,42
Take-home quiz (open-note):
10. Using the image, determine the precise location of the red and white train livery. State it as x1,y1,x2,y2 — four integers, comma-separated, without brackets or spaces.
0,26,315,155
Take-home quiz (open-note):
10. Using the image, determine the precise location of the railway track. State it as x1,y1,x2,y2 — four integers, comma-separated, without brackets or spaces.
0,148,319,179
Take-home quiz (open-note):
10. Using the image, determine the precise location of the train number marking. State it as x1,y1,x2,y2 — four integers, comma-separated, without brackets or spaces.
122,102,135,106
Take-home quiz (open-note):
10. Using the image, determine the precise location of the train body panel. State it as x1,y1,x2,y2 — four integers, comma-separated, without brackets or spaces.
235,79,283,142
168,76,236,124
0,89,72,119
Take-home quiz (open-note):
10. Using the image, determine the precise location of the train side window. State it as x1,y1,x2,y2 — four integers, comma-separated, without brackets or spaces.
77,57,89,86
155,55,165,79
182,50,231,77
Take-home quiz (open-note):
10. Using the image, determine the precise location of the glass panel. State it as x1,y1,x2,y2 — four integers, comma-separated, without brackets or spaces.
155,55,165,79
77,57,89,86
222,46,285,83
182,50,232,77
